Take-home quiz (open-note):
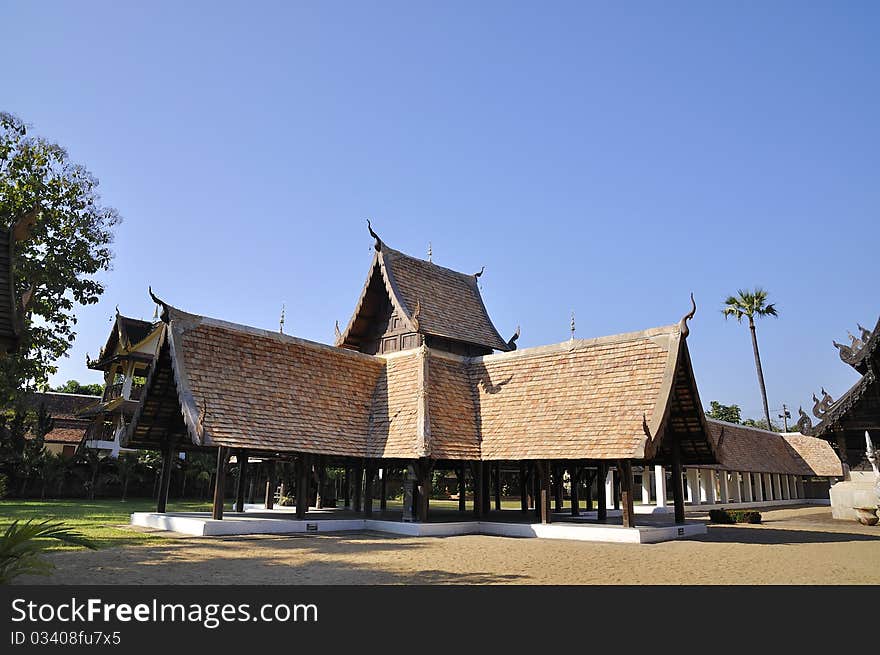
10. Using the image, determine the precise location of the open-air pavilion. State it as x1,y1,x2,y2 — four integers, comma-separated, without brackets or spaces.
102,227,838,543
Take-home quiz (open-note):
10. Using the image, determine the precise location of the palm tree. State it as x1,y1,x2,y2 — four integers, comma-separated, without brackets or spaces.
722,288,778,430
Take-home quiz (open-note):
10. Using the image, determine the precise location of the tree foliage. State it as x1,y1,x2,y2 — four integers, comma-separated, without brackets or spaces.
721,288,778,324
51,379,104,396
0,112,120,403
705,400,743,424
0,519,96,584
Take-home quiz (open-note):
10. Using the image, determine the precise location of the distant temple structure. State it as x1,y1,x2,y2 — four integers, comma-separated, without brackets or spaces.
795,317,879,518
88,225,840,529
78,311,162,456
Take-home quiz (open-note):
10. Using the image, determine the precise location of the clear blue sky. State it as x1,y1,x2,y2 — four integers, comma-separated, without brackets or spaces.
3,1,878,422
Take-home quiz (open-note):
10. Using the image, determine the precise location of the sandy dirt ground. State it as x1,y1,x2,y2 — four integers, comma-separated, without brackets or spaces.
15,506,880,585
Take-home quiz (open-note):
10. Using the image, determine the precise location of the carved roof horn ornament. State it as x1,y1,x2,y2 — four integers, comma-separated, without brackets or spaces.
679,292,697,338
507,325,521,350
411,299,421,332
858,323,873,343
797,407,813,434
148,286,170,323
811,388,835,420
367,219,382,252
474,266,485,279
833,322,874,364
334,320,342,341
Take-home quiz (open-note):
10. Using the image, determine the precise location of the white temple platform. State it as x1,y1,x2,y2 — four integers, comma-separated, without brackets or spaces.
131,510,706,544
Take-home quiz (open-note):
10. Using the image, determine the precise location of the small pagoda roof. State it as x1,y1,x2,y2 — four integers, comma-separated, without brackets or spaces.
704,419,842,476
337,227,511,353
24,391,100,447
87,312,159,370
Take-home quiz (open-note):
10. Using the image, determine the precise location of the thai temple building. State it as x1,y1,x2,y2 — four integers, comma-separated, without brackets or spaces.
79,226,843,540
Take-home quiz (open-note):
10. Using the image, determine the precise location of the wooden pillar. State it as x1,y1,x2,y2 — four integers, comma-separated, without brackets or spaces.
353,461,363,512
585,467,593,510
363,460,375,516
596,462,608,521
264,459,276,509
416,459,431,523
569,465,580,516
234,450,248,513
612,466,621,510
157,445,175,514
494,462,502,511
212,446,229,520
380,467,388,511
473,462,485,519
553,464,564,512
618,459,635,528
481,462,491,516
458,463,467,512
343,466,351,509
538,461,551,524
295,453,311,519
314,457,325,509
519,462,528,513
670,435,686,524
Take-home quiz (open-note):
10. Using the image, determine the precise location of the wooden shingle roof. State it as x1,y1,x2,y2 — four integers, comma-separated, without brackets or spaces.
705,419,842,476
126,302,715,464
337,232,510,354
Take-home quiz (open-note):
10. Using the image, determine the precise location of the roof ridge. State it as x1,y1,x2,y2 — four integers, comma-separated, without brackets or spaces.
706,417,784,436
472,324,680,363
382,245,479,280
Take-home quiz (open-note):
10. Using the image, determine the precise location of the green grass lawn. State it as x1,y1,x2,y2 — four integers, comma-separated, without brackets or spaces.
0,499,211,551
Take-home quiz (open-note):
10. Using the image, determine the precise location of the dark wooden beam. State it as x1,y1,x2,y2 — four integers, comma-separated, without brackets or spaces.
212,446,229,520
295,453,311,519
612,466,621,511
494,462,502,511
553,463,564,512
596,461,608,522
482,461,491,515
569,465,580,517
364,460,376,516
264,459,276,510
416,459,432,523
618,459,636,528
538,460,551,524
343,466,351,509
314,456,326,509
380,466,388,511
670,434,686,524
353,461,363,512
473,462,485,519
156,444,175,514
458,463,467,512
519,461,528,513
234,449,248,513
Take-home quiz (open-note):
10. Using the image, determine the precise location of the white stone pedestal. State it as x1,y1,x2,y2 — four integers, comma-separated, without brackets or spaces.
829,472,880,521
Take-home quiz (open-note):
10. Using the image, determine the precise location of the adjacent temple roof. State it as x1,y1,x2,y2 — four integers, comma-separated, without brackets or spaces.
705,419,842,477
24,392,100,446
337,224,511,354
795,316,880,442
124,300,716,464
87,311,159,370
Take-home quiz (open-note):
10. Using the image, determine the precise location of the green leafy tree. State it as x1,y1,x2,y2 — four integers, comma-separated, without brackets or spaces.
705,401,743,424
722,288,778,430
51,380,104,396
0,112,120,404
38,452,68,499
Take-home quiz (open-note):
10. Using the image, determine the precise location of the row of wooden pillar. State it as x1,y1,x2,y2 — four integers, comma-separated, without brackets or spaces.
158,443,688,527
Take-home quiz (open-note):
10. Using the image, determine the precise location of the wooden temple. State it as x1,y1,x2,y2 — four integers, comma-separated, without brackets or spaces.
118,225,721,527
795,316,880,474
77,311,163,456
